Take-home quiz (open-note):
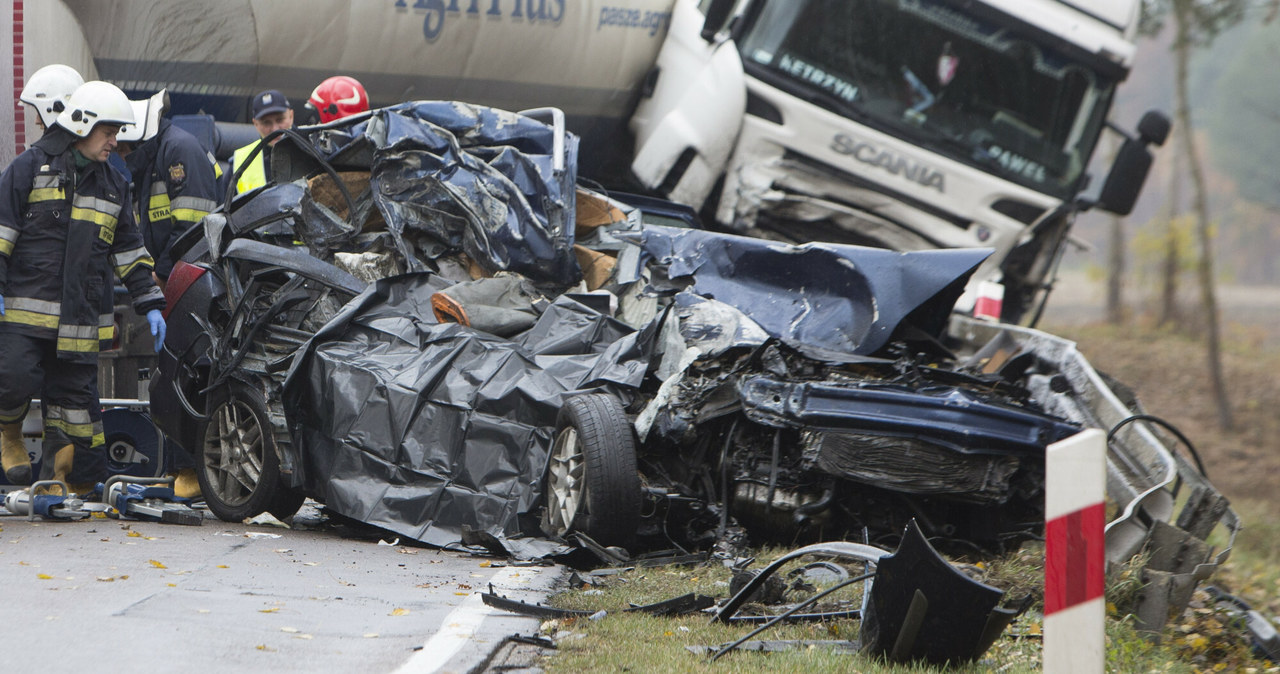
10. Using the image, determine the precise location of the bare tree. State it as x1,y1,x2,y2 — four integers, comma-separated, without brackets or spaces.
1145,0,1245,430
1172,0,1233,429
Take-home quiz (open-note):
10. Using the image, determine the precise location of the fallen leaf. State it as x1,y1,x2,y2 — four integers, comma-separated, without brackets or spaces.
97,576,115,582
127,531,142,538
259,608,280,613
149,560,167,569
216,565,228,569
281,627,299,633
363,633,379,638
255,645,274,652
391,608,410,616
294,634,313,640
479,561,492,568
167,583,176,587
37,573,53,580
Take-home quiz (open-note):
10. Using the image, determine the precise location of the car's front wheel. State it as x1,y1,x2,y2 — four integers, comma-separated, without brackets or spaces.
196,381,282,522
544,394,641,548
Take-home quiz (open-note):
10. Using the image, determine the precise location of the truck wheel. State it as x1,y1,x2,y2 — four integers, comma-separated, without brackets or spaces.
196,382,281,522
544,394,641,547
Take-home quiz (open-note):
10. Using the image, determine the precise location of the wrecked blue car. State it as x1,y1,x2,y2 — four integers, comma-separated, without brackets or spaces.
151,102,1113,559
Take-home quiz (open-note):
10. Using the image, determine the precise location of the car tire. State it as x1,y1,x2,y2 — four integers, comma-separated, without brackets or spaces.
195,381,282,522
545,394,641,547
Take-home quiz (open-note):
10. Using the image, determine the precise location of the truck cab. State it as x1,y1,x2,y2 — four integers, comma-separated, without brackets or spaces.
630,0,1162,324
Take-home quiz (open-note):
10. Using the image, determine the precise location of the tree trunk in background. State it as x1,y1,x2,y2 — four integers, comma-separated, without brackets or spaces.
1174,7,1234,431
1104,134,1126,325
1157,132,1183,328
1106,212,1126,324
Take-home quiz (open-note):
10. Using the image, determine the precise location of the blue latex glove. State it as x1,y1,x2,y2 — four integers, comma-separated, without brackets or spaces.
0,294,4,315
147,309,166,353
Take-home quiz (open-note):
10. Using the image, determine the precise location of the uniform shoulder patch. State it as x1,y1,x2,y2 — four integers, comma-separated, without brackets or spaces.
168,162,186,187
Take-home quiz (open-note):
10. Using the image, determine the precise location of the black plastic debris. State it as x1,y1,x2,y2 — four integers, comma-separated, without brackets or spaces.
481,590,715,619
859,520,1021,664
283,275,655,558
278,101,581,286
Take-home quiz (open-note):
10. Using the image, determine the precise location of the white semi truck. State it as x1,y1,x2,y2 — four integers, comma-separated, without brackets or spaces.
7,0,1164,323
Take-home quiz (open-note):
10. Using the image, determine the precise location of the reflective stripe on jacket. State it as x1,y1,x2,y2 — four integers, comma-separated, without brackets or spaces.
0,128,166,363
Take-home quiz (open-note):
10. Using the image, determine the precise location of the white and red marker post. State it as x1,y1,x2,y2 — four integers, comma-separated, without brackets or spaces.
1044,428,1107,672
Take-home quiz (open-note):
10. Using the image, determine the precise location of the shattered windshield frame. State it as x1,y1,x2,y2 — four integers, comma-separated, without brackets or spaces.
736,0,1118,200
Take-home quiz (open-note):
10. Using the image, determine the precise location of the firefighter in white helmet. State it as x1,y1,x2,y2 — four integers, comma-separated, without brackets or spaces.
18,64,85,133
2,64,89,484
0,81,166,492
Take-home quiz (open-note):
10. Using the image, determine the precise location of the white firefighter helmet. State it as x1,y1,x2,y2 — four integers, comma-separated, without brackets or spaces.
19,64,85,128
118,89,170,143
56,81,135,138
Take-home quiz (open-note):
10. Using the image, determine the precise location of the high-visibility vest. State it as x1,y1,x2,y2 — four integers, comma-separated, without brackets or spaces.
231,141,268,194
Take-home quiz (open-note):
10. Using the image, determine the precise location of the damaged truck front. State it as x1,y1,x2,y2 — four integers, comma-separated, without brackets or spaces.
44,0,1167,326
631,0,1167,325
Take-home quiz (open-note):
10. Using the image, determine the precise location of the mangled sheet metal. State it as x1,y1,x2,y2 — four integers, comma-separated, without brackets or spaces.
282,274,655,557
277,101,581,287
630,226,991,359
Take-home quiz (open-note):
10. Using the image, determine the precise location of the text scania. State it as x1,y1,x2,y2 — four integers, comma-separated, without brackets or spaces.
830,134,945,193
598,7,672,37
394,0,564,41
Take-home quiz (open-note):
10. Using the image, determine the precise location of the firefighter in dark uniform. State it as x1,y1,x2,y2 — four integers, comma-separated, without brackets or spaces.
117,89,221,289
115,89,218,498
0,81,166,494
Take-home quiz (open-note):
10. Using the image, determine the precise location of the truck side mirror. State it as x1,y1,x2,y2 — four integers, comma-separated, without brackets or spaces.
1096,110,1170,216
1137,110,1171,146
701,0,736,42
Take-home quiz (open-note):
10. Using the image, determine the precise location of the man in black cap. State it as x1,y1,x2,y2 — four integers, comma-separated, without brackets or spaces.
230,89,293,194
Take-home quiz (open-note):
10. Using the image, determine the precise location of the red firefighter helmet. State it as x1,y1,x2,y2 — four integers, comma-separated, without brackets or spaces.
306,75,369,123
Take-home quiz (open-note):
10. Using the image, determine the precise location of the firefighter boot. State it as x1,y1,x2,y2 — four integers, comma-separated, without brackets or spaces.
38,445,97,496
1,422,32,485
171,468,202,500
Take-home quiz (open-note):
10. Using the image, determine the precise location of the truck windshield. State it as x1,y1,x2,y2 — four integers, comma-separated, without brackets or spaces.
737,0,1117,199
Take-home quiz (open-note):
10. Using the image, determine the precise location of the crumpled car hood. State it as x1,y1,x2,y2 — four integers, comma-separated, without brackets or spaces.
631,226,992,359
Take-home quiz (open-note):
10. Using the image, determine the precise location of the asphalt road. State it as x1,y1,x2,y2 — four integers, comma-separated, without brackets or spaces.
0,504,562,673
